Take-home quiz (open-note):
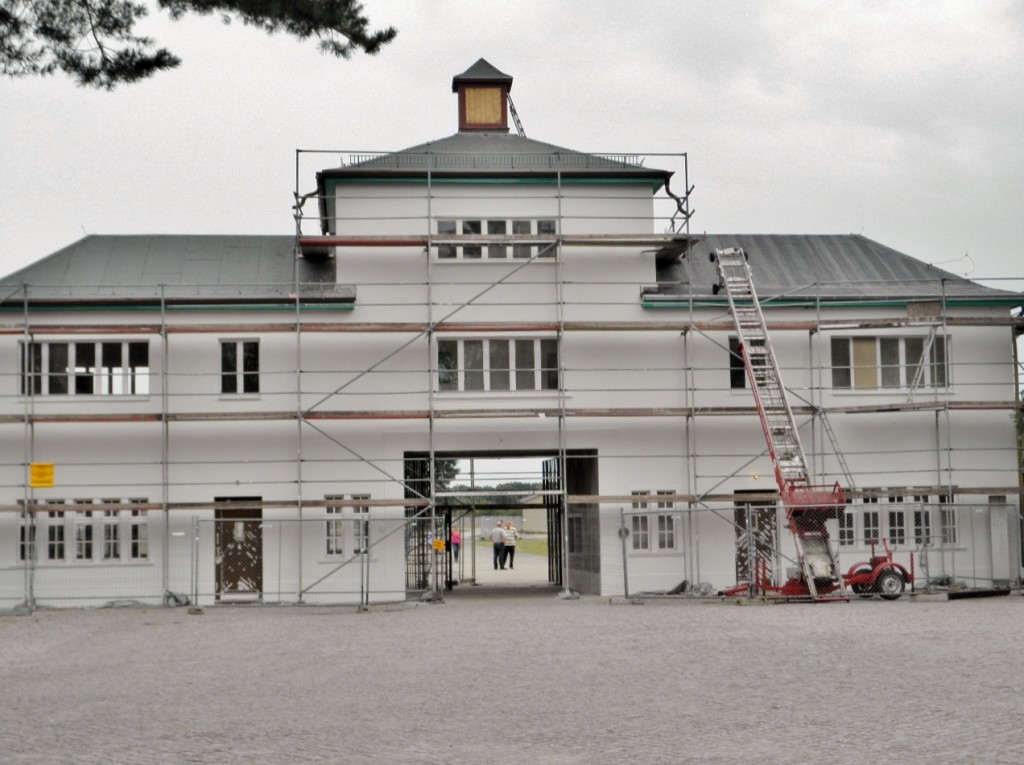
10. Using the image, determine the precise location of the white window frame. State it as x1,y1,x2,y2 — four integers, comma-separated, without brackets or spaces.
628,490,680,554
324,495,372,557
862,496,880,545
437,337,559,393
434,217,558,261
630,491,650,551
913,507,932,546
352,495,370,554
655,490,678,551
19,498,147,564
19,507,37,562
939,503,958,545
838,510,855,547
886,492,906,547
831,335,948,391
47,507,67,561
102,503,121,560
21,340,150,397
325,496,345,556
75,501,95,561
887,506,906,546
130,506,149,560
220,340,260,395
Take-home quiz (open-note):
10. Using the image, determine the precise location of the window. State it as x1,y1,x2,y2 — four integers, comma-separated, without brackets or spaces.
862,496,880,545
19,504,37,562
352,495,370,553
940,505,957,545
324,495,371,556
512,220,532,259
883,492,904,546
437,220,457,259
629,490,678,553
913,508,931,546
325,497,345,556
75,504,94,560
130,508,148,560
437,338,559,392
221,341,259,394
103,506,121,560
631,515,650,551
435,218,557,260
20,525,36,561
462,219,482,258
487,220,507,259
19,499,146,564
838,510,855,547
630,491,650,551
21,341,149,396
655,491,677,550
728,337,746,389
888,508,906,546
831,336,948,390
47,509,66,560
657,514,676,550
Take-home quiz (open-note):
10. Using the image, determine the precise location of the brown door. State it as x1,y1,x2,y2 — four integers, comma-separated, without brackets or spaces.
215,499,263,601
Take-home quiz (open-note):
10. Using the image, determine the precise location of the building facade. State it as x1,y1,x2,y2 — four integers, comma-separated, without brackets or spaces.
1,60,1021,608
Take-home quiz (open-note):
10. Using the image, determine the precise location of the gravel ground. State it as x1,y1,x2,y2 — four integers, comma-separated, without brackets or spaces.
1,555,1021,765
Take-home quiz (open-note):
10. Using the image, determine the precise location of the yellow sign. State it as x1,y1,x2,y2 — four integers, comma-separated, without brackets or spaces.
30,463,54,488
432,538,446,551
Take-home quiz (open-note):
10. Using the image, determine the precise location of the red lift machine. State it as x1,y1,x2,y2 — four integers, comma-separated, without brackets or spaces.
712,247,912,600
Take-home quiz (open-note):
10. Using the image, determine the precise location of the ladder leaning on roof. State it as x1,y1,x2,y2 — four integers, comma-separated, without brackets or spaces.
712,247,848,601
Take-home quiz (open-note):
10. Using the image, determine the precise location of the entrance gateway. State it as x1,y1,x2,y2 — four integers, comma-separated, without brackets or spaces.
402,450,599,594
214,497,264,602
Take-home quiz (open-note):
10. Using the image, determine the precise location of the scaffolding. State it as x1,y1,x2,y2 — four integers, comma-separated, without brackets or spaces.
1,147,1022,607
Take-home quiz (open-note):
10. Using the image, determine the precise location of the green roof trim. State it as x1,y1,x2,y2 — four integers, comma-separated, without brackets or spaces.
642,297,1024,310
324,176,664,192
0,302,356,314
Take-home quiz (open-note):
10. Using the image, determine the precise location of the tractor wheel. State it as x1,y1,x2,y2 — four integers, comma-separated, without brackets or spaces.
849,567,873,596
875,569,905,600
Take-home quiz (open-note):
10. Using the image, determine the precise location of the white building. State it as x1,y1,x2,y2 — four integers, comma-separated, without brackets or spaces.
1,60,1021,608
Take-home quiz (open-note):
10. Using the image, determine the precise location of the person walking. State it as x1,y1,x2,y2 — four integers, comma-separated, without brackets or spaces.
490,520,507,570
503,520,520,569
450,526,461,562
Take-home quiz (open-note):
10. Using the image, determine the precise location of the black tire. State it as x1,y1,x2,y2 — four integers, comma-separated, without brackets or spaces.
849,566,873,596
875,569,905,600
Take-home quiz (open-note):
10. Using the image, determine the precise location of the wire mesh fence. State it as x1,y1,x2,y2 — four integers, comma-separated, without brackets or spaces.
612,500,1021,601
2,500,1018,611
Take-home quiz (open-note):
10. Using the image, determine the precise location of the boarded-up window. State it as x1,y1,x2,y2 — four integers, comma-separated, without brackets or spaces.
464,87,501,124
853,338,877,390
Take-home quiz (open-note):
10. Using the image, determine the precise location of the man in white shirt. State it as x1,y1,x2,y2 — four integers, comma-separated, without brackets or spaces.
490,520,507,570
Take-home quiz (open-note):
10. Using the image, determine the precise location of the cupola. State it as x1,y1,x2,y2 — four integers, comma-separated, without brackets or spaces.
451,58,513,132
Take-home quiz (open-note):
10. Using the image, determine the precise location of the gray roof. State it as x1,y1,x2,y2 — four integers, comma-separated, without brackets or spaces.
0,235,353,306
452,58,513,91
317,132,673,184
5,233,1016,310
654,234,1019,304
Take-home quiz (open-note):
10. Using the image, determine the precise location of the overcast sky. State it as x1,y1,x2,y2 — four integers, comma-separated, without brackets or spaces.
2,1,1022,290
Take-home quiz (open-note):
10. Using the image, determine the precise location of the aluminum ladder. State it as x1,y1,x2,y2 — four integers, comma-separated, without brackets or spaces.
712,247,848,600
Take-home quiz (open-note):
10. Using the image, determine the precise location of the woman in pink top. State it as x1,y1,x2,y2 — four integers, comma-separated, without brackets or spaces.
450,527,461,562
